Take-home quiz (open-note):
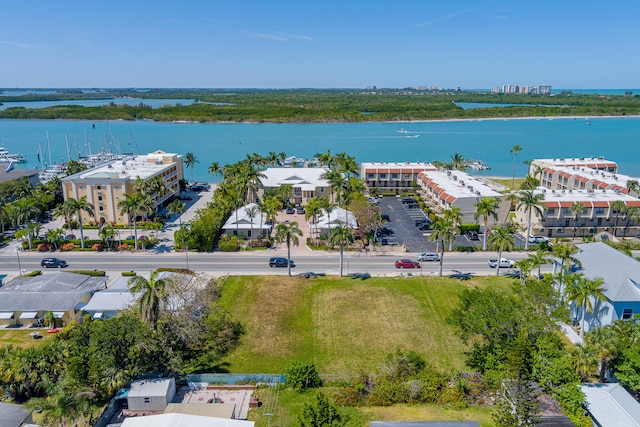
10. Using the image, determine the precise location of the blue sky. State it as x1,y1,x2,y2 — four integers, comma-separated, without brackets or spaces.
2,1,639,89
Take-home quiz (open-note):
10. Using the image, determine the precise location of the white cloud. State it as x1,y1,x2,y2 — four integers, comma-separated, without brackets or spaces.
247,31,313,42
0,40,37,48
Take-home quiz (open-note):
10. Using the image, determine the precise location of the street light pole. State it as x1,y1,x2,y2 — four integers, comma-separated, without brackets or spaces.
16,247,22,275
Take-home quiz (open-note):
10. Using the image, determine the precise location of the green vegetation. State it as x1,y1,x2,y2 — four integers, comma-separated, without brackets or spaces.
3,89,640,123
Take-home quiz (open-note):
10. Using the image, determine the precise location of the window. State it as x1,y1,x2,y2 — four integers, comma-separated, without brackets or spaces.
379,174,387,179
391,173,399,179
562,208,571,215
595,208,604,215
96,185,102,190
98,196,103,201
144,397,151,403
547,208,555,215
367,174,375,179
623,309,634,320
99,206,104,212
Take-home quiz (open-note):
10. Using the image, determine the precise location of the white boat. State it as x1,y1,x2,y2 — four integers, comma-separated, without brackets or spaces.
464,159,491,170
397,129,409,133
0,146,27,163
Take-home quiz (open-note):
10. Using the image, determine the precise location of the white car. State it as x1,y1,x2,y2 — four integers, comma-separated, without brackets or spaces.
417,252,440,262
528,235,549,244
488,258,515,268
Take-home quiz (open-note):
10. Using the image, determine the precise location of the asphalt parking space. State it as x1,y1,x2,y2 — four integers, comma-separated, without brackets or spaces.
377,196,436,252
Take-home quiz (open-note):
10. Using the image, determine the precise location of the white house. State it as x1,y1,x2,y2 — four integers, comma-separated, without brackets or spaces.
555,242,640,333
581,383,640,427
222,203,271,238
315,207,358,235
127,378,176,412
257,168,332,205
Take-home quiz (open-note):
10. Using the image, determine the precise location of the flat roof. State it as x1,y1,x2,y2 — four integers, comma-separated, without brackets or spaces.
361,161,436,173
121,413,254,427
533,157,618,169
534,188,640,207
128,378,174,398
63,151,180,181
542,164,638,191
419,170,503,199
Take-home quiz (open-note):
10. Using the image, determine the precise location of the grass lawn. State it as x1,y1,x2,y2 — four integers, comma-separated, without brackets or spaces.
0,328,57,348
218,275,512,374
490,177,526,191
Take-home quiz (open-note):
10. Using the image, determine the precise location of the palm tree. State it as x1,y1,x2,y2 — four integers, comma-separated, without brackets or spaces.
570,202,586,239
428,217,456,277
622,206,639,239
627,179,640,196
0,194,10,233
317,196,333,245
449,153,466,170
304,197,323,246
323,169,349,206
553,242,582,274
274,222,302,277
64,197,94,249
166,199,186,251
118,193,152,250
442,207,462,251
184,152,199,183
510,145,523,190
488,224,515,276
565,273,606,339
98,225,116,250
474,197,500,250
246,204,259,244
53,202,75,237
517,190,545,250
328,220,354,277
585,326,618,382
128,270,170,330
13,198,41,250
527,249,551,278
610,200,627,237
503,192,520,224
45,228,64,251
570,344,598,381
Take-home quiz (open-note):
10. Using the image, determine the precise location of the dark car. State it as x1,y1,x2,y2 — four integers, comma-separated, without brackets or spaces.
296,207,305,214
285,207,295,214
269,257,295,268
376,227,394,236
417,222,431,231
381,214,390,222
415,218,431,227
41,258,68,268
395,259,420,269
467,231,479,241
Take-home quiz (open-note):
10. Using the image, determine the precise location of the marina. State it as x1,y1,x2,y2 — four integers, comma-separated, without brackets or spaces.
0,146,26,163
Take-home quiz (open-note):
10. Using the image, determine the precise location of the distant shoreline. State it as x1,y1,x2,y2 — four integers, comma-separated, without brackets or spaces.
388,114,640,125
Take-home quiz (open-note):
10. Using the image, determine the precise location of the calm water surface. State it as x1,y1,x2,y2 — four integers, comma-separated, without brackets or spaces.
1,117,639,183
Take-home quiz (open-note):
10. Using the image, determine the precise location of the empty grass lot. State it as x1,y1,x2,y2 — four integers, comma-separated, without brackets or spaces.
217,275,512,374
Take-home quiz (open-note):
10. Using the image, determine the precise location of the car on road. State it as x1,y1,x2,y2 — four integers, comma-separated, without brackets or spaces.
488,258,515,268
40,258,68,268
269,257,295,268
416,252,440,262
395,259,421,269
528,235,549,244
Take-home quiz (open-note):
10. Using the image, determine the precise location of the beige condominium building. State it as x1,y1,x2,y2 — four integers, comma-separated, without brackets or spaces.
513,188,640,239
61,150,184,225
257,167,332,205
417,169,510,224
361,162,436,195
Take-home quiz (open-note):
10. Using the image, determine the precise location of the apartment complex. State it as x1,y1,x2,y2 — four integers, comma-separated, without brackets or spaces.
531,157,639,197
417,169,510,224
61,150,184,225
513,189,640,238
257,167,332,205
360,162,436,195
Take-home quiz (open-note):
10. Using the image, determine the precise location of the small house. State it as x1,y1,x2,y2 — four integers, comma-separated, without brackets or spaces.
127,378,176,412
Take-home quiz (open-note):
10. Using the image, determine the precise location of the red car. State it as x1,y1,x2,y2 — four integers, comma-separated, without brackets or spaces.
395,259,420,269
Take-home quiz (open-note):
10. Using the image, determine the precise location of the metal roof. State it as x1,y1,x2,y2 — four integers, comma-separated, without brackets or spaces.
575,243,640,302
582,383,640,427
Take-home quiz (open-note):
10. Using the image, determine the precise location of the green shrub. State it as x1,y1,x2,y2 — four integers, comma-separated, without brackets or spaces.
67,270,106,276
218,235,240,252
454,246,476,253
286,361,322,392
21,270,43,277
459,224,480,234
156,267,195,275
121,271,137,277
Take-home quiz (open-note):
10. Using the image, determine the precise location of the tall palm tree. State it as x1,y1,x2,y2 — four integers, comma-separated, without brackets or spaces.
488,224,515,276
553,242,582,274
527,249,551,278
570,202,586,239
585,326,618,382
0,194,10,233
128,270,170,330
166,199,186,251
328,220,354,277
474,197,500,250
565,274,606,339
53,201,75,237
442,207,462,251
304,197,323,246
317,196,334,244
246,204,259,244
610,200,627,237
275,222,302,277
449,153,466,171
622,206,639,239
184,152,199,183
428,217,456,277
64,197,94,249
45,228,64,251
570,344,598,381
503,192,520,224
510,145,523,190
13,198,41,250
322,169,349,206
118,193,152,250
627,179,640,196
517,190,545,250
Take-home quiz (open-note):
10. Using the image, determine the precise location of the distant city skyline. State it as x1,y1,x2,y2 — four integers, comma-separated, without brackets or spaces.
2,1,640,89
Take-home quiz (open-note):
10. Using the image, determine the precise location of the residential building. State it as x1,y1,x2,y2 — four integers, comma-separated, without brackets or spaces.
581,383,640,427
222,203,271,238
61,150,184,226
257,167,332,205
0,272,107,327
513,189,640,238
122,413,254,427
555,242,640,333
361,162,436,195
531,157,618,174
315,206,358,235
0,402,33,427
0,167,39,187
416,170,510,224
127,378,177,412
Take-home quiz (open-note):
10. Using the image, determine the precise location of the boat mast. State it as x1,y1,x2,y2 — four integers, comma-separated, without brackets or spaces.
65,134,71,162
46,132,53,167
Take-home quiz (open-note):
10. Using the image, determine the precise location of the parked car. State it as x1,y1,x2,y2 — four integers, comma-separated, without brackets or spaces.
269,257,295,268
376,237,389,245
381,214,390,222
415,218,431,227
416,252,440,262
296,207,305,214
41,258,68,268
417,222,431,231
395,259,421,269
467,231,479,241
401,197,415,204
285,207,295,214
488,258,515,268
528,235,549,244
62,234,77,240
376,227,394,236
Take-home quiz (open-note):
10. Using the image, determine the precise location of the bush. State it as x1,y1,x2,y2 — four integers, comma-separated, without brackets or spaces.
67,270,106,276
92,243,103,251
286,361,322,392
454,246,476,253
61,243,75,251
21,270,43,277
37,242,51,252
156,267,195,275
116,243,131,251
122,271,137,277
218,235,240,252
459,224,481,234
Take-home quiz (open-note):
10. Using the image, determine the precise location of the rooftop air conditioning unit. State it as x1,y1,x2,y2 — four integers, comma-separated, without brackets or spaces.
569,189,572,193
475,191,481,195
602,189,606,193
552,190,556,194
453,176,457,180
542,189,546,193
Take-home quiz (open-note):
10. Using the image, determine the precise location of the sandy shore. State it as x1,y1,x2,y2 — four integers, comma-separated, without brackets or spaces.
387,114,640,124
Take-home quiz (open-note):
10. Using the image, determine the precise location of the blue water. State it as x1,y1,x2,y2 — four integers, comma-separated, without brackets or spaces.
1,116,639,183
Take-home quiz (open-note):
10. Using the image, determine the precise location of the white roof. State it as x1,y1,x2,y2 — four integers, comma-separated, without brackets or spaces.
63,151,181,181
317,207,358,229
535,188,640,205
83,291,138,312
0,312,14,319
419,170,503,199
260,167,330,191
128,378,174,398
540,164,638,191
533,157,618,169
361,161,436,171
582,383,640,427
122,413,254,427
222,203,270,230
18,311,38,319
